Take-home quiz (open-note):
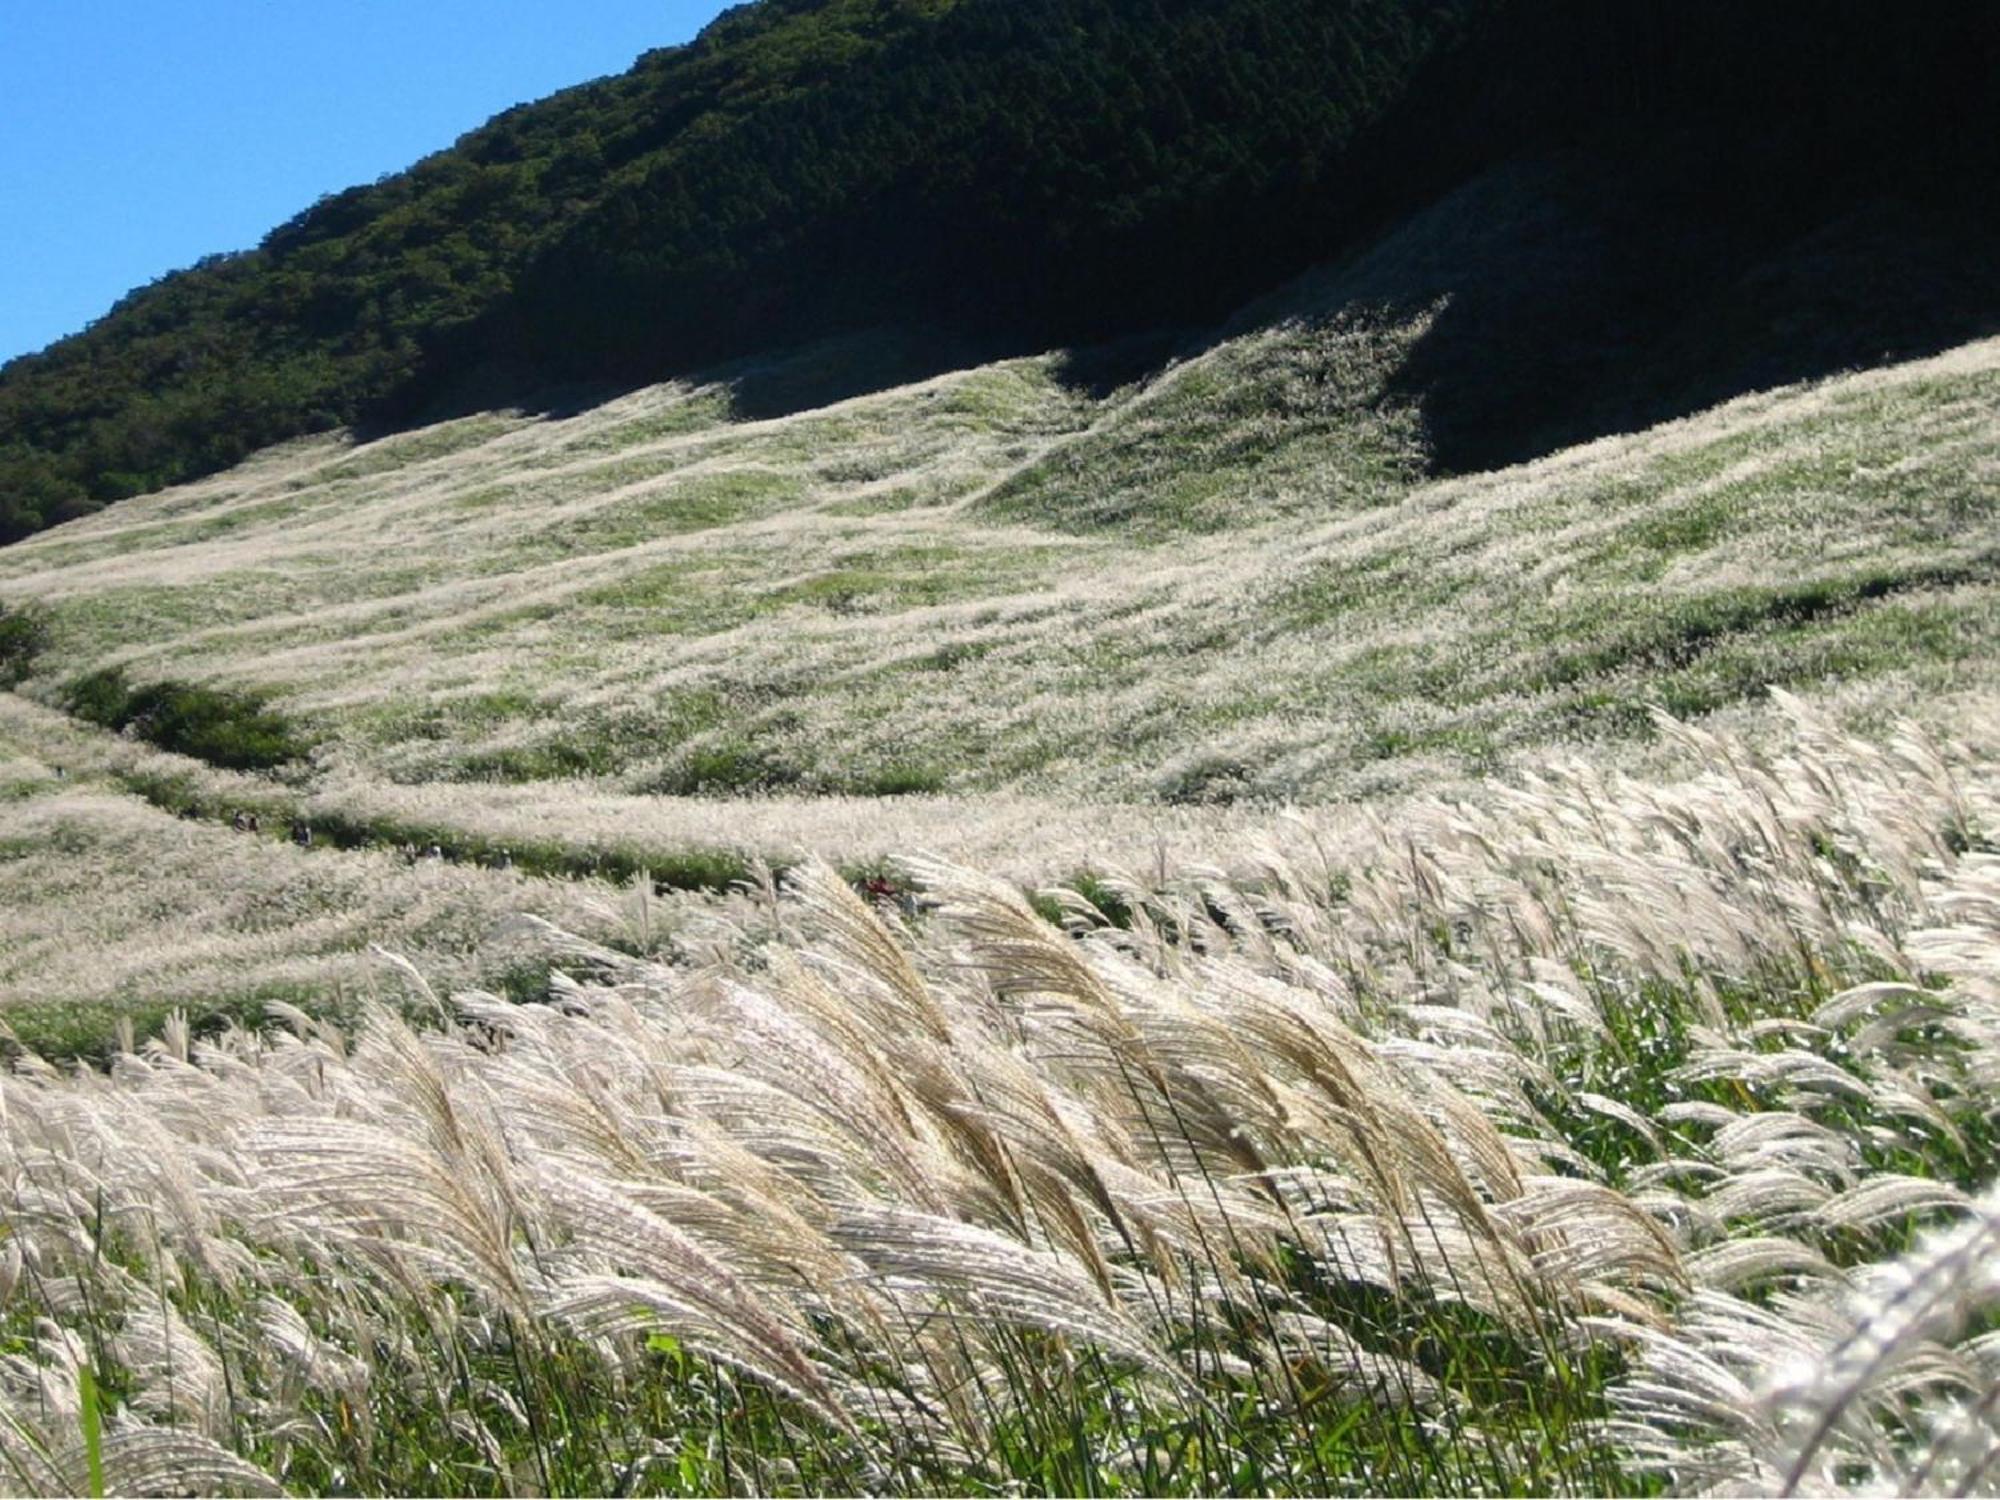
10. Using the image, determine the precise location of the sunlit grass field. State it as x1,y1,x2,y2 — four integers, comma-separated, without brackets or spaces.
0,312,1998,1493
3,313,1993,807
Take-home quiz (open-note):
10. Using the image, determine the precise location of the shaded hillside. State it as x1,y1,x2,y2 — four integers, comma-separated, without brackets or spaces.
2,0,1998,541
1300,157,2000,475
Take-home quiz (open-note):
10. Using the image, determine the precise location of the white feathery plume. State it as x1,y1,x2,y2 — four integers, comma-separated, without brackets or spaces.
829,1203,1179,1380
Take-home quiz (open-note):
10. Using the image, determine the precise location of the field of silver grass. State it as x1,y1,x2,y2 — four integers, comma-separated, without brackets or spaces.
3,692,1998,1495
3,315,1991,807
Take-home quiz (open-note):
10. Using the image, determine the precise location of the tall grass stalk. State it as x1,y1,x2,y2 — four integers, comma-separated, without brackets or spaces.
0,699,1997,1492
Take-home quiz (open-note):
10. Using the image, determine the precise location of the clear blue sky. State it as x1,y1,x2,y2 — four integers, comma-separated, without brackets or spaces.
0,2,734,365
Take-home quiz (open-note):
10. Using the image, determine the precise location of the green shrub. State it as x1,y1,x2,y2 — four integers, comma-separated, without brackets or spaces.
648,739,802,796
456,739,620,781
63,666,134,726
847,761,946,797
0,600,51,687
64,667,311,771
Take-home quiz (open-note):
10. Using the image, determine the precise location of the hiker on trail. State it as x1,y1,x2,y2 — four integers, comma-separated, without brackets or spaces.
232,811,249,833
247,813,260,834
292,821,312,849
496,847,514,870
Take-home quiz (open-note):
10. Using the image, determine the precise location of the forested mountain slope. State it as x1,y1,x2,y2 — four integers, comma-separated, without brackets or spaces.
3,0,1996,540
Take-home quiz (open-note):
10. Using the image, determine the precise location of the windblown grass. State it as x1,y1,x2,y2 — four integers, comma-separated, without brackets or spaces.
2,285,1998,1497
3,696,1998,1494
0,317,1991,802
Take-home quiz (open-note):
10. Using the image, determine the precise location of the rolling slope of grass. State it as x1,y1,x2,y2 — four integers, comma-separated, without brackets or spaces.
0,323,1992,1072
1,311,1998,1492
0,322,1994,816
0,721,628,1060
0,694,1259,1052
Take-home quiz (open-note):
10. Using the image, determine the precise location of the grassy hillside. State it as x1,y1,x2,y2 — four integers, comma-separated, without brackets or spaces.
2,317,1994,822
0,756,618,1059
0,298,1989,1068
0,314,1996,1492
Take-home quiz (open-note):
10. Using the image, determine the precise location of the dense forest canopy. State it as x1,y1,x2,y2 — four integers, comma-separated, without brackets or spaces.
2,0,1996,541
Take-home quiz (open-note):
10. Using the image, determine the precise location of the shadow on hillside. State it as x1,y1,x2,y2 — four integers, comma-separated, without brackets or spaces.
350,364,643,444
1353,159,2000,475
355,320,1205,446
358,326,1022,438
713,328,993,421
357,157,2000,474
643,323,1198,422
1048,326,1201,400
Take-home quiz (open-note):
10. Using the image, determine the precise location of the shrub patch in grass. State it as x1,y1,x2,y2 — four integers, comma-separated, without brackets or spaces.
63,667,311,771
0,600,50,688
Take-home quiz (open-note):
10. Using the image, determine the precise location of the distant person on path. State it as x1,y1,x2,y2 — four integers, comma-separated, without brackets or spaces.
292,821,312,849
